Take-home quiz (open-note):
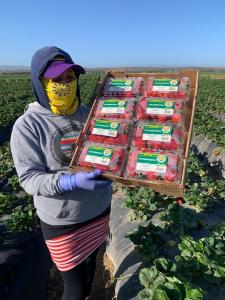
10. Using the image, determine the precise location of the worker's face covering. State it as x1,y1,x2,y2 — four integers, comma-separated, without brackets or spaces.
43,78,78,115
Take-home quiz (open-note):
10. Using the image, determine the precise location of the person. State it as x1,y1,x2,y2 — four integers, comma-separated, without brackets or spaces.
10,46,112,300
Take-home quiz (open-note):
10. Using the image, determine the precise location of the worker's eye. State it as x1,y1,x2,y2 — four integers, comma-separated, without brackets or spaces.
53,75,75,84
67,76,75,82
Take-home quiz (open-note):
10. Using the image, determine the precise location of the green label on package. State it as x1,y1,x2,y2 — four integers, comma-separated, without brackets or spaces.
147,99,175,115
136,153,168,173
85,146,114,166
142,125,173,142
152,79,179,92
101,99,127,114
92,120,120,137
109,79,133,92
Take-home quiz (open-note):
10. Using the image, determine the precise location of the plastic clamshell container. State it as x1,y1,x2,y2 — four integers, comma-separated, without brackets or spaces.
103,77,144,97
145,77,190,100
131,121,185,152
76,142,127,176
125,148,182,182
84,118,134,146
136,97,184,124
94,97,136,120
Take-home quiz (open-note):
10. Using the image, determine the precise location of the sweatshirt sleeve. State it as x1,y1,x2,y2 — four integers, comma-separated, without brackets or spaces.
10,118,62,196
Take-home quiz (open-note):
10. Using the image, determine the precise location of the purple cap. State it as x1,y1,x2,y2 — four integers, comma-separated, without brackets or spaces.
43,58,85,79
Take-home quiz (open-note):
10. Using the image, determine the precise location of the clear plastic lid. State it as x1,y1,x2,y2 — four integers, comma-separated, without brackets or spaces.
103,77,144,97
131,121,185,152
84,118,134,146
94,97,136,120
77,142,127,176
136,97,184,123
124,148,182,182
145,77,190,100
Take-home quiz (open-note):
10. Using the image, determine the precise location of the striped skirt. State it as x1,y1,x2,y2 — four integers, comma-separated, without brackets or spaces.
45,214,110,272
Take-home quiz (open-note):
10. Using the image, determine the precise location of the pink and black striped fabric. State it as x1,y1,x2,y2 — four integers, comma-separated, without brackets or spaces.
45,214,110,272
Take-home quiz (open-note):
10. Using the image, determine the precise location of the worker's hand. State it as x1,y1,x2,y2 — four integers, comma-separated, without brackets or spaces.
58,170,111,192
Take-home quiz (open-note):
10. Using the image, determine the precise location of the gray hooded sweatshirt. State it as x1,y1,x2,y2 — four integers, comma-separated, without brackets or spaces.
10,46,112,226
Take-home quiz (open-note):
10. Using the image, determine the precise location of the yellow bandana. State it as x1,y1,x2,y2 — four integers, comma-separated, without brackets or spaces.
43,78,79,115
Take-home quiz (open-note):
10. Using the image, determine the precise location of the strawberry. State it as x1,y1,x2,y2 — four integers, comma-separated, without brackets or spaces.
146,172,158,180
157,115,168,123
177,198,183,205
164,170,178,182
171,114,181,123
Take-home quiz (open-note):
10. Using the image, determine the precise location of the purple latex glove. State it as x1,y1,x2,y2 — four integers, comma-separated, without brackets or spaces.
58,169,111,192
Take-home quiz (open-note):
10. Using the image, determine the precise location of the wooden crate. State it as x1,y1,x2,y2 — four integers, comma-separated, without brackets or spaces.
70,69,199,197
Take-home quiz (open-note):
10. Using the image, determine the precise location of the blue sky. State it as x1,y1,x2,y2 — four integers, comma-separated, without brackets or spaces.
1,0,225,68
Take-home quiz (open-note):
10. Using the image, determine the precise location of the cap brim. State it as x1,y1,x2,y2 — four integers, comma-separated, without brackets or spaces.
43,63,85,79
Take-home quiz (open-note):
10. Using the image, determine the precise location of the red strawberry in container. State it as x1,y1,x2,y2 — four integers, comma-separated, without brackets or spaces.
103,77,144,98
136,97,184,124
77,142,127,176
171,114,182,123
125,148,181,182
94,98,136,120
131,121,184,152
85,118,133,146
145,77,190,100
157,115,168,123
164,169,178,182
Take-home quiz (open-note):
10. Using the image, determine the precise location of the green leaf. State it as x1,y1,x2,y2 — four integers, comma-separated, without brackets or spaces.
152,289,170,300
185,287,204,300
139,268,158,287
181,250,192,258
138,289,152,300
164,282,182,300
154,258,173,273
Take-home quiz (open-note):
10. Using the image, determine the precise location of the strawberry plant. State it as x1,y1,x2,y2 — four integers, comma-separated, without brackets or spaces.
194,110,225,147
0,77,34,129
175,236,225,285
138,258,204,300
212,222,225,240
123,186,172,221
0,193,19,216
159,203,198,236
5,200,38,232
196,77,225,115
184,152,225,209
0,142,14,179
127,224,165,263
8,175,20,191
79,72,102,106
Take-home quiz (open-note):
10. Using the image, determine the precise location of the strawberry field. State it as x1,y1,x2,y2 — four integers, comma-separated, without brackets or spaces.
1,71,225,299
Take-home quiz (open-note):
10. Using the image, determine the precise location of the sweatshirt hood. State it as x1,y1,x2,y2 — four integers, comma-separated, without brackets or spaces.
31,46,81,110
